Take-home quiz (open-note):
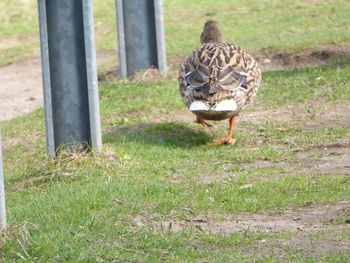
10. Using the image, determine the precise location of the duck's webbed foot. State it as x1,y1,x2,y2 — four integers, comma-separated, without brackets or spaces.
212,137,237,145
212,116,237,146
195,116,213,127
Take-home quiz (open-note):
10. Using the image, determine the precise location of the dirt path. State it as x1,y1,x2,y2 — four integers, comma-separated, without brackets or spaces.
0,58,42,121
133,200,350,258
0,50,116,122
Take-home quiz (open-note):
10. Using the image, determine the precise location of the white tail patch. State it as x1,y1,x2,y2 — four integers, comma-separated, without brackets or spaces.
190,100,237,112
189,101,210,111
215,100,237,111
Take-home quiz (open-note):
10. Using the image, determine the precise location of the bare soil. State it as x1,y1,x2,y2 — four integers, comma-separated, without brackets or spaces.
0,35,37,50
0,50,116,122
254,43,350,71
167,43,350,71
133,201,350,258
134,201,350,234
298,144,350,176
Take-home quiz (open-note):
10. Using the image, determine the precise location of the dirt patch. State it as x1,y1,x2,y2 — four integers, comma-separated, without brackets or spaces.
248,229,350,259
296,145,350,175
247,201,350,258
133,201,349,234
0,34,38,50
221,142,350,181
133,201,350,258
1,130,46,154
167,43,350,72
0,58,43,121
0,50,116,122
241,102,350,129
253,43,350,71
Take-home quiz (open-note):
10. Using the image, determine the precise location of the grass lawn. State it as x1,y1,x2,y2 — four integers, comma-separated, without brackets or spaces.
1,54,350,261
1,0,350,262
1,0,350,65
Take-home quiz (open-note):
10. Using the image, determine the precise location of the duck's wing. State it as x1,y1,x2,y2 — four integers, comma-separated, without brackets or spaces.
216,43,261,108
179,43,261,108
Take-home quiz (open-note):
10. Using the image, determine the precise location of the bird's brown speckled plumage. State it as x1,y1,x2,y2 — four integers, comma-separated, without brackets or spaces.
178,21,261,145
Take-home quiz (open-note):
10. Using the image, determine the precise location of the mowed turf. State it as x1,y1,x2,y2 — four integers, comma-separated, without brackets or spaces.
1,53,350,261
0,0,350,65
1,0,350,262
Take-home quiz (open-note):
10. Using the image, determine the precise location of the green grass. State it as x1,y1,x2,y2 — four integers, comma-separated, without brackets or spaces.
1,1,350,261
1,0,350,65
164,0,350,58
1,55,350,261
261,58,350,104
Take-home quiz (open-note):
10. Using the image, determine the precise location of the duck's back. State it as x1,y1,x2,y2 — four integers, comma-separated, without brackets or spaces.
179,42,261,120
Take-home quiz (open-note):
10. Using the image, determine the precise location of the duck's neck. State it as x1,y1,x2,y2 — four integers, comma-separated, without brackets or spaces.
200,21,224,44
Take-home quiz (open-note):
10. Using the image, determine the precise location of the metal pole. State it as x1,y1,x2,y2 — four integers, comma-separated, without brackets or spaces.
38,0,55,157
0,130,6,230
116,0,127,79
154,0,167,73
82,0,102,153
115,0,167,77
38,0,102,156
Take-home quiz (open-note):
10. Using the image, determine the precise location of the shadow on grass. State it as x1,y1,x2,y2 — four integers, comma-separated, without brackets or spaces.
103,122,212,148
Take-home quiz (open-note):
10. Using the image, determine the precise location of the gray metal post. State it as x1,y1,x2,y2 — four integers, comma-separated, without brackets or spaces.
82,0,102,153
0,130,6,230
154,0,167,73
116,0,127,79
38,0,102,157
116,0,167,78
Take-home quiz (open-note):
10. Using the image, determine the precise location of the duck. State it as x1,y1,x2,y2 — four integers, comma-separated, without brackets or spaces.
178,20,261,145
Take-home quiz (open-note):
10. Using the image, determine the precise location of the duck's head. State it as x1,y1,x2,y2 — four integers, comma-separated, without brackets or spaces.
200,20,224,44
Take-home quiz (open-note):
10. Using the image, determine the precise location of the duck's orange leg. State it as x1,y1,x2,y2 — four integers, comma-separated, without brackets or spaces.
212,116,237,145
195,116,213,127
